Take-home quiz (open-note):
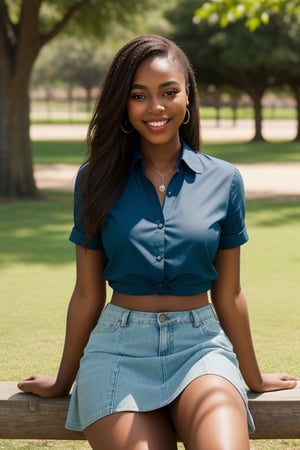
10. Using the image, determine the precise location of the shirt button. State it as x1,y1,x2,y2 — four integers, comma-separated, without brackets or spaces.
158,223,164,229
159,314,167,322
156,255,162,261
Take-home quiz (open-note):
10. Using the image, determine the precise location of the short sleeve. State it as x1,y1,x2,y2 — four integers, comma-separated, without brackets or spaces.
218,168,248,249
69,166,103,250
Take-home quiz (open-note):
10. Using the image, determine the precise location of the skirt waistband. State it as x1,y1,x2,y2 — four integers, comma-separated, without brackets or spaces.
102,303,217,327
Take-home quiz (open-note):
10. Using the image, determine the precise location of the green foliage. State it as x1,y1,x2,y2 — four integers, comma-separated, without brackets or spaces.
194,0,300,31
32,37,113,94
37,0,156,38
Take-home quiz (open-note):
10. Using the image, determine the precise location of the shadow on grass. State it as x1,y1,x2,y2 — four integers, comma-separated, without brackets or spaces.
246,198,300,227
0,193,299,268
0,191,74,267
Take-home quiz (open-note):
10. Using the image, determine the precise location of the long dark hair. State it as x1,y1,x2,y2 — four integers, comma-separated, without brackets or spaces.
79,34,200,240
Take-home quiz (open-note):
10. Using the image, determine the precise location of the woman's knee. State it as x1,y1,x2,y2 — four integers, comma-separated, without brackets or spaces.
169,375,250,450
84,409,177,450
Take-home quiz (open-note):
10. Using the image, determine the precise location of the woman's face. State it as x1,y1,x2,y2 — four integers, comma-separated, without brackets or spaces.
127,54,189,150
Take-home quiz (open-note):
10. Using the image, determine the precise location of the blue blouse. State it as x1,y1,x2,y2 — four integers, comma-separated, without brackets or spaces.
69,141,248,296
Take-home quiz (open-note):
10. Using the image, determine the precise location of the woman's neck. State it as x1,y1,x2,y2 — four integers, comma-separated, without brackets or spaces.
140,139,182,170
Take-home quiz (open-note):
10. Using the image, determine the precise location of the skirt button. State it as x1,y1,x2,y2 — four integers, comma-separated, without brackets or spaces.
159,314,167,323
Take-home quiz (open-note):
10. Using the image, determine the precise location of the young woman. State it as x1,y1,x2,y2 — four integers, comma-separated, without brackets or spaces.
18,34,298,450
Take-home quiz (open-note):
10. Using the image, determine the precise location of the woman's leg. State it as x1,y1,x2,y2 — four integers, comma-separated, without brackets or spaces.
84,408,178,450
169,374,250,450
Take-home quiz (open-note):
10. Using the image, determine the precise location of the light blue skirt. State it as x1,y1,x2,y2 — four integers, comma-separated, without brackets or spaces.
66,303,255,433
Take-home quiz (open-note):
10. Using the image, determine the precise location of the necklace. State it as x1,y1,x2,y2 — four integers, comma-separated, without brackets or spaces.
147,165,175,193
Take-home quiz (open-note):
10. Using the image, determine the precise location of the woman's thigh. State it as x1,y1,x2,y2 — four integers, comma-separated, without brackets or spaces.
169,374,250,450
84,408,178,450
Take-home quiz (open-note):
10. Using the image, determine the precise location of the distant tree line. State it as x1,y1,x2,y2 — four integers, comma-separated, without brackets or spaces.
32,0,300,142
31,38,113,116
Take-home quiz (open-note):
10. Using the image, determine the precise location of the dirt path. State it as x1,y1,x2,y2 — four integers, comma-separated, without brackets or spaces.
30,119,299,143
34,162,300,199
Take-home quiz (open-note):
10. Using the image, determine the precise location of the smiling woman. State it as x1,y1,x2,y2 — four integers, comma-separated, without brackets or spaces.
18,34,299,450
127,55,189,204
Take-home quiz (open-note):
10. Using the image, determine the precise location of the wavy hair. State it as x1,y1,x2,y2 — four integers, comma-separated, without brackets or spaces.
79,34,201,239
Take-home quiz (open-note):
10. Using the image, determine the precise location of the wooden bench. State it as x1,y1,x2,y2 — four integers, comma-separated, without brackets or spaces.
0,382,300,440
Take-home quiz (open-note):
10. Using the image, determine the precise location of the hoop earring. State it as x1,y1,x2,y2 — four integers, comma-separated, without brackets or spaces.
182,108,190,125
121,118,133,134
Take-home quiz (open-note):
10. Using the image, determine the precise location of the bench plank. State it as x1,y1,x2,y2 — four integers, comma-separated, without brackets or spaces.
0,382,300,440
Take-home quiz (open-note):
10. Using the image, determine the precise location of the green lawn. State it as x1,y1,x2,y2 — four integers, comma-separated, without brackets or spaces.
1,138,300,449
32,139,300,166
32,140,87,165
203,141,300,163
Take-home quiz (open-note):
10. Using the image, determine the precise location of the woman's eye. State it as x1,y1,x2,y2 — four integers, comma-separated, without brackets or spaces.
131,93,146,101
164,90,178,97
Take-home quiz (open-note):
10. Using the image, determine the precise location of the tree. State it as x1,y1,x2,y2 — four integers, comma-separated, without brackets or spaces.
267,17,300,140
53,38,112,113
194,1,300,141
167,0,300,141
0,0,153,198
166,0,278,141
194,0,300,31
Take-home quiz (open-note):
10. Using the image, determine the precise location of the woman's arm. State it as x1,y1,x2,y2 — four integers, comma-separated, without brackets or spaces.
211,247,298,393
18,245,107,397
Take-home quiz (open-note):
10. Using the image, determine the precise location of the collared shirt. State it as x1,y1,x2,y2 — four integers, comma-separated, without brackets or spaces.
69,140,248,296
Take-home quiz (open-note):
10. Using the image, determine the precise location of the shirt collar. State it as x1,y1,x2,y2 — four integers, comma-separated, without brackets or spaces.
130,139,204,174
180,140,204,174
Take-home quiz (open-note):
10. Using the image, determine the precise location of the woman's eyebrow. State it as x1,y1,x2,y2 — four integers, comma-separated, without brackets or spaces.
130,80,181,90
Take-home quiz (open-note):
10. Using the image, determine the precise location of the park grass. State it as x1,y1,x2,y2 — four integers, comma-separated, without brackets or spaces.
32,140,87,165
2,137,300,449
202,141,300,163
32,139,300,166
1,190,300,449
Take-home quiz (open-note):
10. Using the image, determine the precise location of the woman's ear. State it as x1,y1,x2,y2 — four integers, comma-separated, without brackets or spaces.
185,82,190,101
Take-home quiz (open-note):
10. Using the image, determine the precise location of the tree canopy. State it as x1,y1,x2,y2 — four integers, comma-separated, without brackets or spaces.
166,0,300,140
194,0,300,30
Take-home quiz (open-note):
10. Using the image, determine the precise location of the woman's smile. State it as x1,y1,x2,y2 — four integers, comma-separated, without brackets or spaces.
144,119,170,131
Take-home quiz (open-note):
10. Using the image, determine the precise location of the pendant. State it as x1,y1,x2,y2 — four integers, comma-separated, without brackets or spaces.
159,184,166,193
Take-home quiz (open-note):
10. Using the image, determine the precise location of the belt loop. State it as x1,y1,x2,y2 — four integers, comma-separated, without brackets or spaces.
120,310,130,327
191,310,200,327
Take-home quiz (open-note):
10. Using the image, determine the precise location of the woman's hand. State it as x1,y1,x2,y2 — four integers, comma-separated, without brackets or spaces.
252,373,300,393
17,375,68,398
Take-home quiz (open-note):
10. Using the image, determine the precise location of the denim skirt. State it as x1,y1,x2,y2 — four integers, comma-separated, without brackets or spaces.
66,303,255,433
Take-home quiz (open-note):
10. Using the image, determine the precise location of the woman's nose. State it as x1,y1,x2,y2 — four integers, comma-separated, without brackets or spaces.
148,98,165,113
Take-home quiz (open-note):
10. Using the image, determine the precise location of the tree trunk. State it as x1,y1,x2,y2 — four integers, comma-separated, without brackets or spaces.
251,92,265,142
0,0,90,199
0,72,38,197
0,1,41,198
291,86,300,141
